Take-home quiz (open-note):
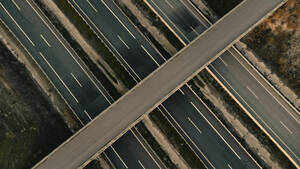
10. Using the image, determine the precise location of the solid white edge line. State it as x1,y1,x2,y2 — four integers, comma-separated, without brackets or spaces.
71,72,83,87
0,3,35,46
179,88,185,95
227,163,233,169
111,146,128,169
130,129,163,169
86,0,98,12
39,52,79,103
141,45,159,66
190,102,242,160
138,160,146,169
101,0,135,39
40,34,51,47
84,110,92,120
11,0,21,10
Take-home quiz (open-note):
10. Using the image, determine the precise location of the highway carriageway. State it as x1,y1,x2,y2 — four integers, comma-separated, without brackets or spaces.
0,0,120,125
145,0,299,167
32,0,286,168
68,0,261,168
0,0,166,168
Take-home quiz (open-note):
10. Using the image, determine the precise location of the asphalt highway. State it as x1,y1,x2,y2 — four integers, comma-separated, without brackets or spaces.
68,0,261,168
69,0,166,81
146,0,299,167
145,0,209,43
32,0,285,168
160,86,259,168
0,0,114,125
0,1,164,169
209,49,300,166
104,128,164,169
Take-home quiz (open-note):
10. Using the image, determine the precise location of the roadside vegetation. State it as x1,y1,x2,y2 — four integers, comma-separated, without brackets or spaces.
126,0,184,51
135,123,178,168
241,0,300,97
0,41,72,169
113,0,172,60
35,0,136,93
149,109,206,169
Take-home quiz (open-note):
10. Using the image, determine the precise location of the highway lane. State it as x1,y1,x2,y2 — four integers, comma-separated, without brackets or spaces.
69,0,261,168
144,0,209,44
0,1,163,169
146,0,299,166
105,129,163,169
160,86,259,169
69,0,166,81
32,0,285,168
0,0,114,124
209,49,300,166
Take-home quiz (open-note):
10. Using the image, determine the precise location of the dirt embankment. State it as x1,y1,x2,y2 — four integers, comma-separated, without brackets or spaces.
0,40,72,169
242,0,300,101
